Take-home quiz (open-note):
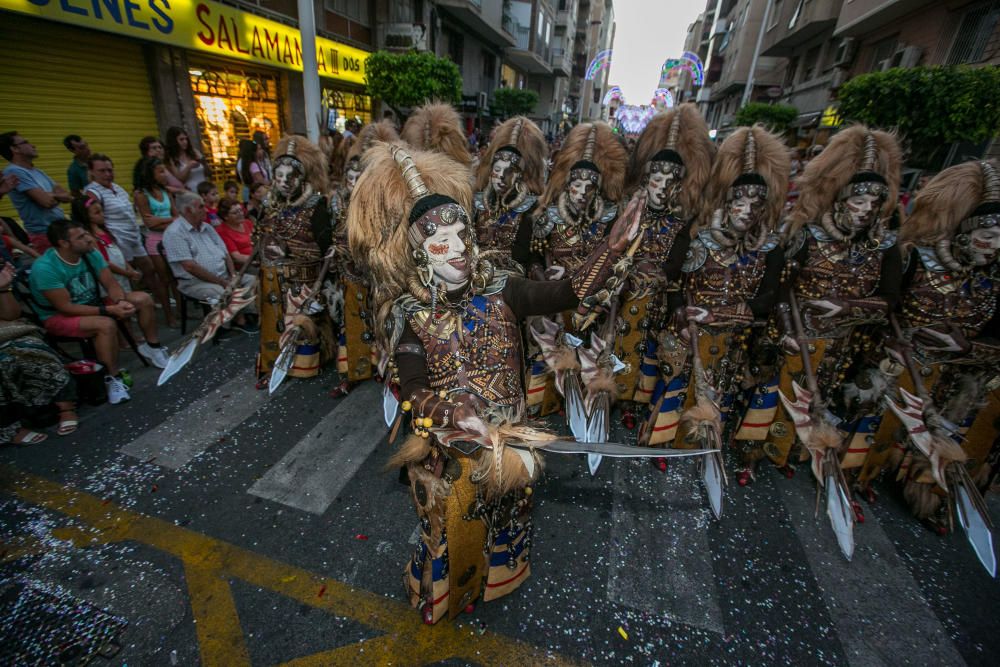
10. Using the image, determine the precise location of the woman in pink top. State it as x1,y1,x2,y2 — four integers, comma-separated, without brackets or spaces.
134,157,179,327
215,197,254,269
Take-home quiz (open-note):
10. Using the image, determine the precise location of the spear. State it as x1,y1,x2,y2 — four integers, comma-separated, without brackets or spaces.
268,254,336,394
883,314,996,576
778,292,856,560
157,246,260,386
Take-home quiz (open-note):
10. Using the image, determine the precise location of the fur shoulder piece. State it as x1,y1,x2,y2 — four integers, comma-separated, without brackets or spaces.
513,194,538,214
474,191,486,211
401,102,472,166
599,201,619,223
879,230,898,250
784,227,808,257
683,233,709,272
534,205,561,238
759,233,782,253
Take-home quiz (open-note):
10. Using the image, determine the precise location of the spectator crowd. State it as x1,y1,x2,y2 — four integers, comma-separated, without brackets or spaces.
0,128,264,446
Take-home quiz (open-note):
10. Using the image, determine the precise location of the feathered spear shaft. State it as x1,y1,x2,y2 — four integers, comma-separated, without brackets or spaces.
680,300,727,519
777,293,857,560
883,314,996,576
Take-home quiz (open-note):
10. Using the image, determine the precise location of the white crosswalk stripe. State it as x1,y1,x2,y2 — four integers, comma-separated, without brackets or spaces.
120,369,268,469
247,381,389,514
776,473,966,667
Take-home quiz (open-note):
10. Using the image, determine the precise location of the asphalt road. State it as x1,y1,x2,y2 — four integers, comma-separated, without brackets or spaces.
2,327,1000,666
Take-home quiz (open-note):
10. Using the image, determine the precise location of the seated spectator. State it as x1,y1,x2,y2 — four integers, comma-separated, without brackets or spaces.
84,154,172,319
72,196,140,295
0,218,41,267
28,219,171,403
215,197,254,269
197,181,221,226
247,182,267,223
162,192,256,330
63,134,92,197
134,157,179,326
0,262,79,443
0,132,71,253
133,136,185,195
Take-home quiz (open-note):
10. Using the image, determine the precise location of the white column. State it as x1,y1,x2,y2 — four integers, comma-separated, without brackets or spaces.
298,0,322,142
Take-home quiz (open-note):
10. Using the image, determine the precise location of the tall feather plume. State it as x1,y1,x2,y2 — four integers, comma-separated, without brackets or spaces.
542,121,628,208
786,124,902,238
625,104,716,216
900,160,999,251
346,120,399,164
701,125,790,232
473,115,548,194
347,142,473,347
401,102,472,166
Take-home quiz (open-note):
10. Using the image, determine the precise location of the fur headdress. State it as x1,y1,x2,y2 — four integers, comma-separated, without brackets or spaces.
626,104,715,215
401,102,472,167
346,120,400,167
786,124,902,237
900,160,1000,251
703,125,790,231
542,121,626,207
474,116,548,195
347,142,474,344
273,135,328,195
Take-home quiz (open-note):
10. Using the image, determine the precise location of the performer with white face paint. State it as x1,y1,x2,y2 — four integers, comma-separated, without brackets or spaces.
733,126,903,495
347,142,640,625
471,116,547,273
858,160,1000,527
327,121,399,395
254,135,334,384
617,105,715,436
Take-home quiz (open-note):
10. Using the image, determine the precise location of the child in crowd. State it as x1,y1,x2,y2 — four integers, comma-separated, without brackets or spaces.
71,196,139,295
247,182,267,222
197,181,221,226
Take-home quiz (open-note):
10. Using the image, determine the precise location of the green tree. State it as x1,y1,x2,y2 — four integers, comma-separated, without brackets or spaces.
364,51,462,121
491,87,540,119
837,65,1000,166
733,102,799,133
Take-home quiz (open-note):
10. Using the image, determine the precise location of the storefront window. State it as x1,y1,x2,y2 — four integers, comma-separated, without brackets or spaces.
189,65,283,181
321,88,373,132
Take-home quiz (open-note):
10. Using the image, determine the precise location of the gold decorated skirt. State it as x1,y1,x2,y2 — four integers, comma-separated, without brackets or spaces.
256,263,335,378
405,447,532,623
672,328,746,447
337,278,375,383
734,338,829,467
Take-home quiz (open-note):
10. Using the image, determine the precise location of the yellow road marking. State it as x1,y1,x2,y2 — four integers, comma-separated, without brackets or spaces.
0,465,579,666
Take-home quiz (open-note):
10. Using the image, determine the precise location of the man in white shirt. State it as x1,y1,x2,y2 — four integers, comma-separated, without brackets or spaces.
84,154,167,309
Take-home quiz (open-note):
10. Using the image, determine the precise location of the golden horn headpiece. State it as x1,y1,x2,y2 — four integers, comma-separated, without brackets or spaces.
390,144,430,200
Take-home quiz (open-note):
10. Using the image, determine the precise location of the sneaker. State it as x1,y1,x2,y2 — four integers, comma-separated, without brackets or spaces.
105,375,131,404
137,342,171,369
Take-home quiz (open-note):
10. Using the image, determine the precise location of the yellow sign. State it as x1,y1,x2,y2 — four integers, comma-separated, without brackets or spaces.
0,0,369,83
820,105,842,129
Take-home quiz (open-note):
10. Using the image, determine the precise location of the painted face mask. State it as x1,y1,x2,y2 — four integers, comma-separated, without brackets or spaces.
832,179,887,238
958,226,1000,267
490,151,520,196
344,166,361,195
567,175,598,211
412,202,472,288
273,162,304,200
726,193,766,234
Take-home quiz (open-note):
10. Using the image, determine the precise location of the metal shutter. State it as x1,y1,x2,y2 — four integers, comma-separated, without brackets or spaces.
0,13,159,219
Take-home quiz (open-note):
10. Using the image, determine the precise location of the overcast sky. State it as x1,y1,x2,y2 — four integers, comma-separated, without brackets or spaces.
607,0,705,104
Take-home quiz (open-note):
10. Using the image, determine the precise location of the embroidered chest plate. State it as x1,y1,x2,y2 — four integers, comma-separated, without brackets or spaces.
407,293,524,407
902,261,998,337
685,238,768,309
795,232,883,302
258,200,321,265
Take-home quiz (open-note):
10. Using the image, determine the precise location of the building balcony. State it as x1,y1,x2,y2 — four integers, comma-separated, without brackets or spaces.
435,0,517,48
556,7,576,33
507,43,554,75
550,47,572,76
762,0,842,57
834,0,938,38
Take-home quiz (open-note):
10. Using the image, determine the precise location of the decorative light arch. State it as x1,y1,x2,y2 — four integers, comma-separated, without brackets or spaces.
586,50,613,80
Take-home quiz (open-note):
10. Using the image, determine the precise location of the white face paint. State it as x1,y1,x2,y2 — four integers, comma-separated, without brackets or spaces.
344,167,360,194
964,227,1000,266
645,172,669,210
840,193,879,230
727,194,764,233
490,156,513,193
568,177,596,210
422,218,469,288
274,163,303,199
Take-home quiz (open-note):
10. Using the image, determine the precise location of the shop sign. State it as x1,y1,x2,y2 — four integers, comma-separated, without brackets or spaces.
820,105,842,128
0,0,369,84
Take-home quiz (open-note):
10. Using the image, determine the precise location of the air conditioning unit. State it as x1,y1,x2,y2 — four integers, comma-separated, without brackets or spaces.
713,19,728,37
478,91,489,109
897,45,923,68
833,38,857,67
